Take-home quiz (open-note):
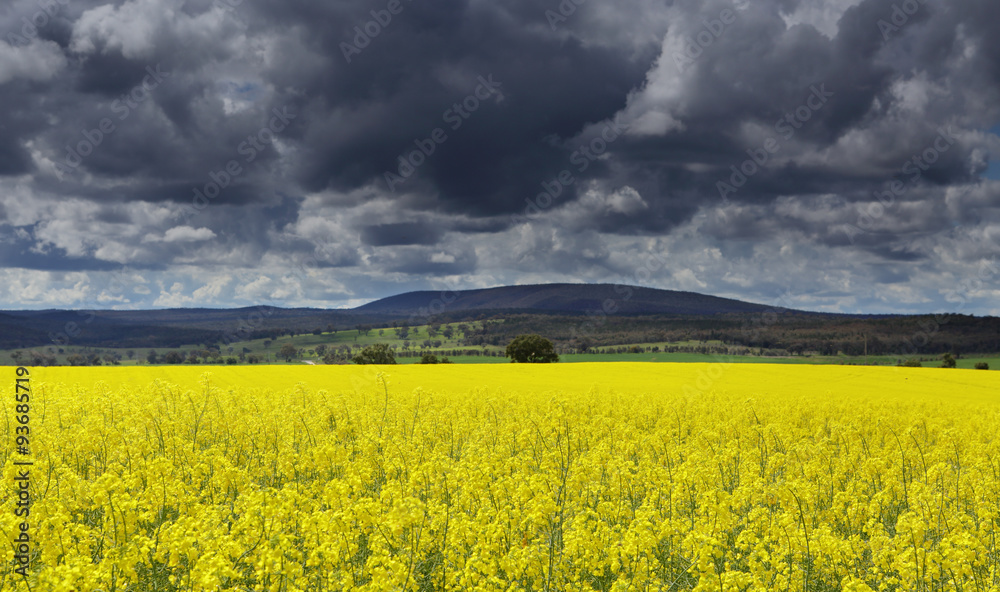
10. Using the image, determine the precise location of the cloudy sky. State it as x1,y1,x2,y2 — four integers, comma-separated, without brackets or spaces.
1,0,998,314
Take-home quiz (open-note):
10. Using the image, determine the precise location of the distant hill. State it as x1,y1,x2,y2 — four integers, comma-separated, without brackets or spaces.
2,283,999,356
0,283,798,349
355,283,792,316
0,307,372,349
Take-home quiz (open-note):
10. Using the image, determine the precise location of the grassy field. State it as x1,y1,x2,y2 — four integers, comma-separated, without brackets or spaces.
1,318,995,369
3,347,996,368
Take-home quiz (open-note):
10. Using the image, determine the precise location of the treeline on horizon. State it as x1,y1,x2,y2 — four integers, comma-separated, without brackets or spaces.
479,312,1000,357
3,309,998,366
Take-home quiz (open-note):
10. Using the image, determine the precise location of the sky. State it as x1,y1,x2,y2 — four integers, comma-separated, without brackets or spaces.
0,0,998,314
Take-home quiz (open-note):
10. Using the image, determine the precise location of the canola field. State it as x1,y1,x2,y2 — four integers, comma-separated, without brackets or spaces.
2,363,999,592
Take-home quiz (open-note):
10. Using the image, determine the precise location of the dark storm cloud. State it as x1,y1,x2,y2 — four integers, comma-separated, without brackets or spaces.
271,0,655,217
361,222,444,247
2,0,1000,312
0,134,31,175
613,1,957,208
376,247,477,276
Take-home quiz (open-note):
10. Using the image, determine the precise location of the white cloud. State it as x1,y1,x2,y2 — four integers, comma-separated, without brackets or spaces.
143,226,217,243
193,275,231,300
234,275,274,301
606,186,649,215
70,0,237,59
779,0,865,39
672,268,708,290
0,39,66,84
152,275,230,307
0,269,91,306
164,226,217,243
70,0,162,58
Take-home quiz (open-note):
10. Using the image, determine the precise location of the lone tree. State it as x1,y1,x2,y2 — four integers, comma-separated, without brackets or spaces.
353,343,397,365
941,353,957,368
505,334,559,363
279,343,298,362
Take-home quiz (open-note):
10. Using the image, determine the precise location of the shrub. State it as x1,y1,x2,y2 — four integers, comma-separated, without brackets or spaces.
941,353,956,368
900,359,922,368
975,362,989,370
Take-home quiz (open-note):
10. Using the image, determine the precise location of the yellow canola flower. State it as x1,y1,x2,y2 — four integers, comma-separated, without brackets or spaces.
0,363,996,591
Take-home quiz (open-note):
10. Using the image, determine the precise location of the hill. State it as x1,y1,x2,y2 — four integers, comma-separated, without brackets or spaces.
4,283,998,358
355,283,790,316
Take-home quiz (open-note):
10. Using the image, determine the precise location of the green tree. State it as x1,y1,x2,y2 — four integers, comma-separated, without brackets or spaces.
505,334,559,363
420,354,439,364
974,362,989,370
279,343,298,362
353,343,397,365
941,353,956,368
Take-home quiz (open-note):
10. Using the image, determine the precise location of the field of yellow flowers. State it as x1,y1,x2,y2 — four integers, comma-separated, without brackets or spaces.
2,363,999,592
